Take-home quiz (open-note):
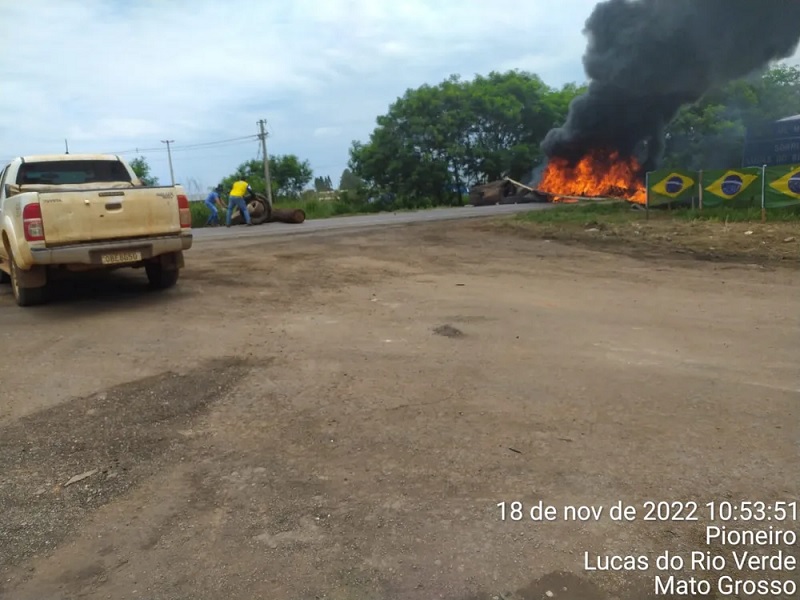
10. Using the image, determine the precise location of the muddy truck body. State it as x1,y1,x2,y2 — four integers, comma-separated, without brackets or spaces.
0,153,193,306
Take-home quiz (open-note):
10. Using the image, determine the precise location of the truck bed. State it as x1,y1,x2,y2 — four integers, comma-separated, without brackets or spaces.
29,184,183,246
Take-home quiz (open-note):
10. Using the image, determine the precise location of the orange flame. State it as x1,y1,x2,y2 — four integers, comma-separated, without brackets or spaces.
538,150,646,204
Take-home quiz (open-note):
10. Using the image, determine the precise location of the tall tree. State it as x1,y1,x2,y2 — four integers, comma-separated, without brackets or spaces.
269,154,313,197
348,70,584,204
314,175,334,192
338,168,363,190
219,154,313,198
129,156,159,186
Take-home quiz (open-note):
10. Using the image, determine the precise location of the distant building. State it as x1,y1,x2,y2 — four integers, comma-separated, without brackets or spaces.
742,114,800,167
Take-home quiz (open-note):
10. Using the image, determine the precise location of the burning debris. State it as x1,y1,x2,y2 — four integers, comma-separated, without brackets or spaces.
538,150,646,204
537,0,800,202
468,177,549,206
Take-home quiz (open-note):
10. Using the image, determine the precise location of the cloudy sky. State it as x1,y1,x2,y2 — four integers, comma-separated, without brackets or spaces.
2,0,799,197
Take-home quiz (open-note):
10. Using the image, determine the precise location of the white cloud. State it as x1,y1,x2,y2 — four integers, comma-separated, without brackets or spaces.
4,0,796,190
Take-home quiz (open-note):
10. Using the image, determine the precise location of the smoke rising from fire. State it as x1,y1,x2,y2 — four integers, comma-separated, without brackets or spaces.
541,0,800,173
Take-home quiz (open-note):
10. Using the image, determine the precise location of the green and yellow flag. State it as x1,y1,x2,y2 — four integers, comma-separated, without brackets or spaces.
701,168,761,207
651,172,695,197
647,169,697,206
764,165,800,208
769,168,800,198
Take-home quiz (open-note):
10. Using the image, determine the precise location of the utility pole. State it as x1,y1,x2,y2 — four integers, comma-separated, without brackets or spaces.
257,119,273,209
64,139,69,154
161,139,175,186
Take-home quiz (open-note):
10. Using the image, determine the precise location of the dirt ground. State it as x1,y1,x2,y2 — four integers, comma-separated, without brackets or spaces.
0,218,798,600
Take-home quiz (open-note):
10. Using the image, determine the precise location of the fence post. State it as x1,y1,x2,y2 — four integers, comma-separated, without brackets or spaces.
761,164,767,223
645,171,650,221
698,170,703,211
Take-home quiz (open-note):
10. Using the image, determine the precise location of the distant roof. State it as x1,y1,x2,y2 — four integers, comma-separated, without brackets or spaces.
776,114,800,122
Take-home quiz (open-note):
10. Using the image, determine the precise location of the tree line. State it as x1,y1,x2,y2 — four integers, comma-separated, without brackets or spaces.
349,71,585,205
130,155,364,199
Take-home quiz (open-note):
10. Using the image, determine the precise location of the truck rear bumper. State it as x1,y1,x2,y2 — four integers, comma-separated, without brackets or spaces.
29,233,193,266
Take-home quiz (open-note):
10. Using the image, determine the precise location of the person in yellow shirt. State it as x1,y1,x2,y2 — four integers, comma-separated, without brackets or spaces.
225,178,253,227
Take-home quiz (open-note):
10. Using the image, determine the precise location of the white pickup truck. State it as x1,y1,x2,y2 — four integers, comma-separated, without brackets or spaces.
0,153,193,306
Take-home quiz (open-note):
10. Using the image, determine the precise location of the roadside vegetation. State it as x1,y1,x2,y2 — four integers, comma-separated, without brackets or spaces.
187,191,381,226
516,201,800,224
497,201,800,264
187,189,466,227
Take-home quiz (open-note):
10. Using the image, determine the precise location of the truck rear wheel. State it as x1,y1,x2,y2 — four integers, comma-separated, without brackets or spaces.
145,262,180,289
1,238,11,283
10,252,47,307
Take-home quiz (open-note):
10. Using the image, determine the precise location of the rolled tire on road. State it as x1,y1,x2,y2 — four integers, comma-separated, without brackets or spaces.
229,194,270,226
249,193,271,225
268,208,306,224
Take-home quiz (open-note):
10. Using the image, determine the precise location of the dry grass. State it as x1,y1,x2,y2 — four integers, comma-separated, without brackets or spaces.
489,201,800,265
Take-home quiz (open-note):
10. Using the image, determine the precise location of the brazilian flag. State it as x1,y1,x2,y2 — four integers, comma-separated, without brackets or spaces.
647,169,696,206
768,168,800,199
700,168,761,208
651,172,695,198
765,165,800,208
705,170,759,200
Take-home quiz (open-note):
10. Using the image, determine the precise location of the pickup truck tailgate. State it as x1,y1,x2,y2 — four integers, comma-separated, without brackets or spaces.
38,188,182,245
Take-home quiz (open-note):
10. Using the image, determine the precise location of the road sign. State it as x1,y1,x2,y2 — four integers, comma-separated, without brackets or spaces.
742,137,800,167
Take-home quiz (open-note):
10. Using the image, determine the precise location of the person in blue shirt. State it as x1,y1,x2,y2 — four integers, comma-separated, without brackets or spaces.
204,185,225,226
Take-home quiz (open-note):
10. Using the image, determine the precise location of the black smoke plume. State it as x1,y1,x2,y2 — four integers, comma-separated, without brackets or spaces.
541,0,800,172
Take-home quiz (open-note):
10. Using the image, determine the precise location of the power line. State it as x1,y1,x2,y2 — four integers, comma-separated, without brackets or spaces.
168,135,259,151
127,142,258,162
108,134,258,155
0,133,261,164
168,139,257,154
110,144,162,154
145,147,260,163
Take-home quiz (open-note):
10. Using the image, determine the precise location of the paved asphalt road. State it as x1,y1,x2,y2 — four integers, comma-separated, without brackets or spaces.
193,202,552,242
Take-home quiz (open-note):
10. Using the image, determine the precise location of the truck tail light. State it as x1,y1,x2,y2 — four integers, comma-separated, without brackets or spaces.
23,202,45,241
177,194,191,228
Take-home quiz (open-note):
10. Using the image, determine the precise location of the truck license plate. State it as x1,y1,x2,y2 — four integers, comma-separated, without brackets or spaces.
101,251,142,265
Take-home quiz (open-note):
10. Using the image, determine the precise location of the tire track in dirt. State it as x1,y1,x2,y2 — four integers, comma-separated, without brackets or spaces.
0,356,252,579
